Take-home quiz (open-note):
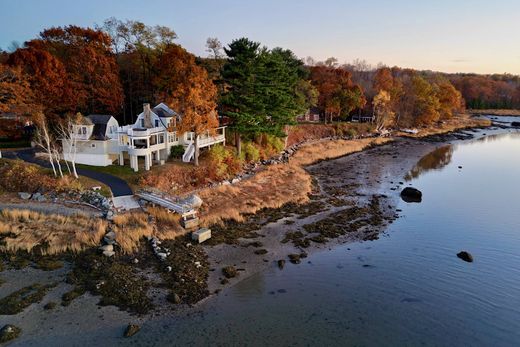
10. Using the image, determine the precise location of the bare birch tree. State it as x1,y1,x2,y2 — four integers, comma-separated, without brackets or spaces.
58,113,89,179
33,112,57,177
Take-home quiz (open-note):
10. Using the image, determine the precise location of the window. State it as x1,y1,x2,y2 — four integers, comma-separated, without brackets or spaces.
141,119,144,127
82,127,87,135
155,119,159,127
91,143,96,148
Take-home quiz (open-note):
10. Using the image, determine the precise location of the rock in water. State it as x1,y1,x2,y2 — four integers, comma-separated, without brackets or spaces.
222,266,238,278
288,254,301,264
277,259,286,269
0,324,21,343
511,121,520,127
457,251,473,263
124,324,140,337
183,194,203,208
400,187,422,203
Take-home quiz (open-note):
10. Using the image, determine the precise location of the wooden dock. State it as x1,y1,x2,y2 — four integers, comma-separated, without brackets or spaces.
137,192,197,219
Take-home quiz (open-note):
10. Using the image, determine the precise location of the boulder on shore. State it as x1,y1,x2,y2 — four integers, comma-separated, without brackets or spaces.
0,324,21,343
457,251,473,263
18,192,31,200
124,324,140,337
400,187,422,203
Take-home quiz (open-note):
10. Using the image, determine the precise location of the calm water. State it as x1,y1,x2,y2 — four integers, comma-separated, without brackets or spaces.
144,132,520,347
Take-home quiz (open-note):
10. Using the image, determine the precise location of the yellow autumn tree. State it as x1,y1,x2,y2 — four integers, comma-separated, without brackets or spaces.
373,90,395,131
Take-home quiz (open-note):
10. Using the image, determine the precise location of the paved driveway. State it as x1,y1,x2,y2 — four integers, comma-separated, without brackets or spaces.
2,149,133,197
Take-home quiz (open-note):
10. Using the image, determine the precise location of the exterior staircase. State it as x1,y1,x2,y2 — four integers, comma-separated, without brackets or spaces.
182,142,195,162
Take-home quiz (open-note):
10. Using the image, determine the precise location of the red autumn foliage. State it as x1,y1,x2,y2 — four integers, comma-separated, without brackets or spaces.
24,25,124,115
7,47,73,118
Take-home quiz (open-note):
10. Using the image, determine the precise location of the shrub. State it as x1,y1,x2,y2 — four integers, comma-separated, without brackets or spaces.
139,164,210,195
0,159,55,193
170,145,185,159
208,145,242,180
262,134,285,157
242,141,260,162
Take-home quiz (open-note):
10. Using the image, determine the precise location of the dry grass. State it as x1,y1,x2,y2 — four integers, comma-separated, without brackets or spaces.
0,209,107,254
467,109,520,117
396,114,491,138
112,209,185,253
112,213,153,254
286,122,375,147
290,137,391,167
198,164,312,226
148,206,185,239
198,137,389,226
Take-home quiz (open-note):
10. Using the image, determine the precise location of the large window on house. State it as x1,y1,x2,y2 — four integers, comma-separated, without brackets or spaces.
155,119,159,127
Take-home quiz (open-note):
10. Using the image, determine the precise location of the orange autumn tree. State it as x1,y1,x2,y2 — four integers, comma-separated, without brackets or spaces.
26,25,124,116
154,44,218,166
434,81,465,119
0,64,36,138
7,46,73,120
0,64,33,114
310,66,366,123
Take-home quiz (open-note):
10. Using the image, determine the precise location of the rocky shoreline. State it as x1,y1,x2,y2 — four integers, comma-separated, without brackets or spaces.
1,119,515,345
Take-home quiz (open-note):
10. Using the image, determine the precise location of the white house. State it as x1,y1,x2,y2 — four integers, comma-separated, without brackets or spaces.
62,103,226,171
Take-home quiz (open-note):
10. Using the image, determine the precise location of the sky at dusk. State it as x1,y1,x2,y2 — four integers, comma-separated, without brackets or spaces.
1,0,519,74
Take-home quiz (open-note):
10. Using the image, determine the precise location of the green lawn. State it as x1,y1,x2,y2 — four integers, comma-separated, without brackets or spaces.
0,140,31,149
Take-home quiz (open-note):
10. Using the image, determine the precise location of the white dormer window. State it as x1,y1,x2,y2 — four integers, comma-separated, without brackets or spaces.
155,119,159,127
141,119,145,127
82,127,87,135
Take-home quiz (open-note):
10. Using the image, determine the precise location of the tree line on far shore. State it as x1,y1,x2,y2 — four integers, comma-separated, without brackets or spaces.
1,18,518,148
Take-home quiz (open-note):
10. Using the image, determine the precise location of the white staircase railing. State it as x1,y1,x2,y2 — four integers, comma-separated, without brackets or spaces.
182,142,195,162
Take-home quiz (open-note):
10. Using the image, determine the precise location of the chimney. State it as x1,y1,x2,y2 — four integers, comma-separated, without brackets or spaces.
143,103,153,128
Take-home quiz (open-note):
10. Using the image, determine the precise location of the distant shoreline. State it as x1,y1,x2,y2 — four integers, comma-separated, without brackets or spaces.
467,109,520,117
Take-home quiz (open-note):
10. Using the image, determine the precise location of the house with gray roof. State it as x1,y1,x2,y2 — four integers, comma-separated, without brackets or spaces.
62,103,226,171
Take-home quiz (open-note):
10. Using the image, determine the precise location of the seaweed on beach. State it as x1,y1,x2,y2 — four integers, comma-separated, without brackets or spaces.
0,283,57,315
66,250,153,314
207,199,328,245
157,236,210,305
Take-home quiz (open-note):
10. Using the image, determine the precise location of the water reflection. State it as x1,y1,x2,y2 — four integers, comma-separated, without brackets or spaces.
476,132,520,143
404,145,454,181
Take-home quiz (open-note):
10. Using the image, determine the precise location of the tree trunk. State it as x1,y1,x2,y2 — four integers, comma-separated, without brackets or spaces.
64,159,71,175
48,149,57,177
71,161,78,179
235,131,242,156
53,150,63,178
194,134,200,166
